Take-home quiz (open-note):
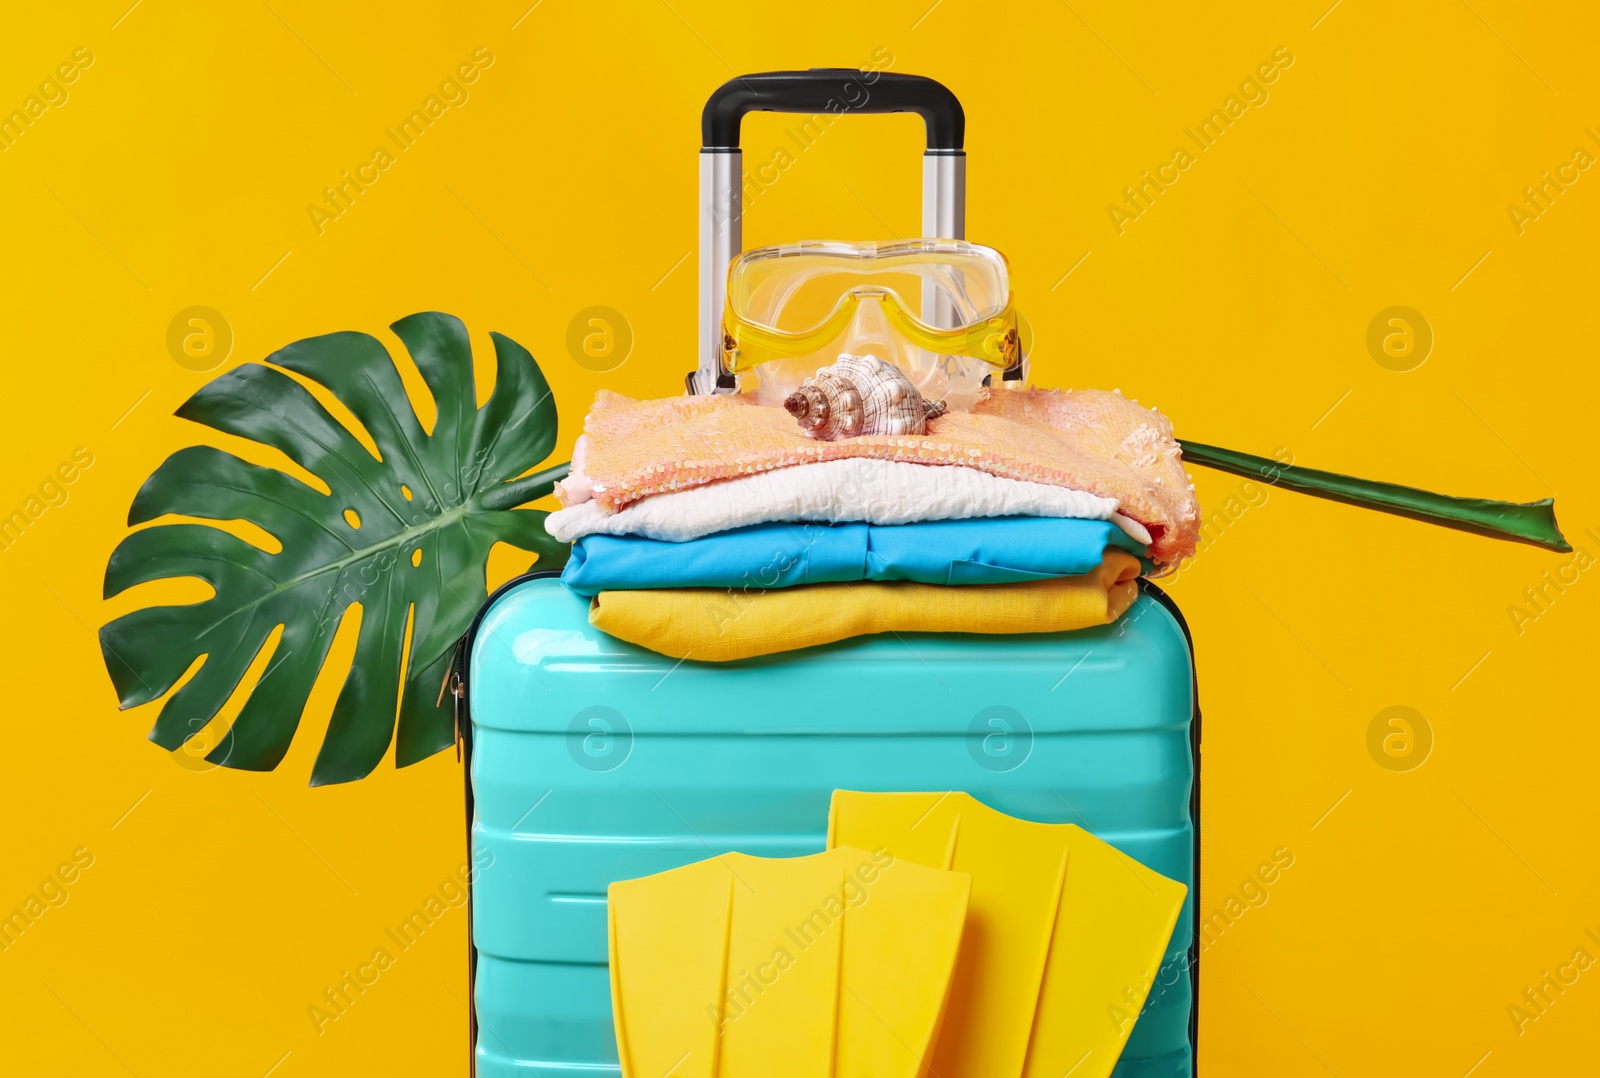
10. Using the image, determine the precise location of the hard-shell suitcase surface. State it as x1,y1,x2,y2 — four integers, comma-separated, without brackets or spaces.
465,576,1199,1077
464,69,1201,1076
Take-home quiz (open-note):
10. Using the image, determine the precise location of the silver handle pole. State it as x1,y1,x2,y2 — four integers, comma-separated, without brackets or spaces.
921,151,966,241
696,150,742,394
921,151,967,328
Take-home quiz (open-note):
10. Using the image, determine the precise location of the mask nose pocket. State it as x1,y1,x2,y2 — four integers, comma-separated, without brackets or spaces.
841,295,896,362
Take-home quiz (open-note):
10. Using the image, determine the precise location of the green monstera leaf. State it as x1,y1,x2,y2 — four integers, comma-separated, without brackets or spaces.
99,312,570,785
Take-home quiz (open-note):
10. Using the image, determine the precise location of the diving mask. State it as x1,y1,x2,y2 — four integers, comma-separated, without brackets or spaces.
721,240,1024,409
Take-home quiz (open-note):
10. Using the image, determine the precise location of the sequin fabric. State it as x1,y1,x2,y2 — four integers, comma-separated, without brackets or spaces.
572,388,1202,564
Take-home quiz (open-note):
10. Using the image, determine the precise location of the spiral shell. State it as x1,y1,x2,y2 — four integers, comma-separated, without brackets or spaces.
782,354,948,441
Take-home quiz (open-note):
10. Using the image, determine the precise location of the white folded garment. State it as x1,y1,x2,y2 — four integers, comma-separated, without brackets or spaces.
544,458,1151,545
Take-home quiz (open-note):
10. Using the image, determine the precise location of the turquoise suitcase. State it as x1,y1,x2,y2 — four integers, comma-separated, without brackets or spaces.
461,572,1200,1076
461,69,1200,1076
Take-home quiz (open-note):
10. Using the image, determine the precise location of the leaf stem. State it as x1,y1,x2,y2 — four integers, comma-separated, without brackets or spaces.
481,462,571,511
1178,440,1571,552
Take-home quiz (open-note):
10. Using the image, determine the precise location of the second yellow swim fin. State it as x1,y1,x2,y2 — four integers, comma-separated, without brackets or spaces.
607,846,971,1078
827,791,1187,1078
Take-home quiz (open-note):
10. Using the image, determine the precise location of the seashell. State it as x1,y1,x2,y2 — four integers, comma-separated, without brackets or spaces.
782,354,948,441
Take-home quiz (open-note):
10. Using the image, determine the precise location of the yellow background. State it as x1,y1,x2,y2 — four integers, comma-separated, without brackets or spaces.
3,1,1596,1074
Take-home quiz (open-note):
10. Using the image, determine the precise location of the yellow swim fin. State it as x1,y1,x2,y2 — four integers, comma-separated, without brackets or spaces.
607,846,971,1078
827,791,1187,1078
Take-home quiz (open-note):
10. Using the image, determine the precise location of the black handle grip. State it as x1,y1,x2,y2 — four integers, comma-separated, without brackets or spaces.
702,69,964,152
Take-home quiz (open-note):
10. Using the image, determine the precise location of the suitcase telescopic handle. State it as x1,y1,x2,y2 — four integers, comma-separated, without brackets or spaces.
692,69,967,394
701,70,965,151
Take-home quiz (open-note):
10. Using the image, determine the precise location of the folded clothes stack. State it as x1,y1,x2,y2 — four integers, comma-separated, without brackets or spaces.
545,385,1201,661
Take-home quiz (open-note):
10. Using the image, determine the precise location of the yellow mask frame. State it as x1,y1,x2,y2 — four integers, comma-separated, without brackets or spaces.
722,287,1020,375
717,240,1023,382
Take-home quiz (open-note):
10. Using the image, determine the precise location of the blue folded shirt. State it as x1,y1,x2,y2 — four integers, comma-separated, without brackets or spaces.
561,517,1146,597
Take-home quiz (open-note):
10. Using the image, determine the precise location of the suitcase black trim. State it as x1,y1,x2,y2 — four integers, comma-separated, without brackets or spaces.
1140,578,1203,1073
457,568,566,1078
457,573,1202,1077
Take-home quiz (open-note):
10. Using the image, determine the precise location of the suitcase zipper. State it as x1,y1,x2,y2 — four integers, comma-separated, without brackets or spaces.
440,637,466,762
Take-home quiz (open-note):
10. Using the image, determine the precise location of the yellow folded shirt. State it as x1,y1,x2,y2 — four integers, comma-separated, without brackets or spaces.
588,549,1142,662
